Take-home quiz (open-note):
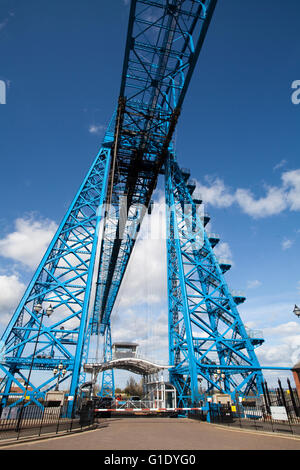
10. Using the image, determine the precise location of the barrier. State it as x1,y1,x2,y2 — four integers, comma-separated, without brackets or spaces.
94,407,203,412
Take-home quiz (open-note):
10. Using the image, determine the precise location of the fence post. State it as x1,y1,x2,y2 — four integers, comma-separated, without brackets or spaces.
278,379,287,410
264,381,272,408
56,406,61,434
287,378,300,418
278,379,294,435
207,402,211,423
38,405,46,437
262,381,270,414
15,404,24,437
276,387,282,406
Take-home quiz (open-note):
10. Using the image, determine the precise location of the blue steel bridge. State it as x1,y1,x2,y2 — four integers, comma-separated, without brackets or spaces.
0,0,284,417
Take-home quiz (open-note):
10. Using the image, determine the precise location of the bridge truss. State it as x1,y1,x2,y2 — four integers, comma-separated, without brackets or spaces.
0,0,265,414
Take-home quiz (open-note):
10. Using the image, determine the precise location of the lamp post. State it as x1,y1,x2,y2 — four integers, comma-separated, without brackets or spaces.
53,363,67,391
24,303,54,401
293,305,300,318
214,369,226,389
16,303,54,433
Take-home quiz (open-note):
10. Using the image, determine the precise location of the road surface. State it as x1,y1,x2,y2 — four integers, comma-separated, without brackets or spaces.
2,418,300,450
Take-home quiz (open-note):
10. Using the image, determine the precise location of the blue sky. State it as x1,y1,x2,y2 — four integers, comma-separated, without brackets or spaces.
0,0,300,387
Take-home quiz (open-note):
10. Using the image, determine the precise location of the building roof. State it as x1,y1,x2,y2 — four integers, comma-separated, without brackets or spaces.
112,342,139,348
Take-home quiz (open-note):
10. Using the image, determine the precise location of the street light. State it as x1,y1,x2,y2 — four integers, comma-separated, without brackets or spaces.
213,369,226,389
293,305,300,318
34,303,54,317
25,303,54,400
53,363,67,391
16,303,54,432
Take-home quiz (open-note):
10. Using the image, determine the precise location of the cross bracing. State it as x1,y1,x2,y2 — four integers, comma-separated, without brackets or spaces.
165,153,264,406
0,147,111,409
93,0,218,333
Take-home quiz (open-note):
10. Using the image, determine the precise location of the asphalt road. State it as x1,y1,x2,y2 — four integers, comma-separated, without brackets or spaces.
3,418,300,451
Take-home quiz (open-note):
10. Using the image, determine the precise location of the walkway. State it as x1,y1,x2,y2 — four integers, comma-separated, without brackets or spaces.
3,418,300,450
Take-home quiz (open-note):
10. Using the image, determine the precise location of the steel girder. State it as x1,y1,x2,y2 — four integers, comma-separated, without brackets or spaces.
0,146,111,411
165,153,264,406
99,322,115,398
93,0,218,333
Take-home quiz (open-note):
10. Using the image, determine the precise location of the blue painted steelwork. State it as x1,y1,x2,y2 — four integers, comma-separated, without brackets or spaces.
0,0,268,414
0,145,111,411
92,0,218,336
164,153,264,406
99,322,115,398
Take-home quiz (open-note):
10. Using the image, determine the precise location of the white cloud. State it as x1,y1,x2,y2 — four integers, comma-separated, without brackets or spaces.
214,241,233,264
194,167,300,219
281,238,294,251
0,274,25,323
0,11,14,32
282,169,300,211
235,186,287,218
246,280,262,289
194,177,234,208
273,159,287,171
0,215,58,269
241,293,300,379
257,321,300,368
0,19,8,31
88,124,106,136
111,306,169,362
115,205,167,309
109,196,169,361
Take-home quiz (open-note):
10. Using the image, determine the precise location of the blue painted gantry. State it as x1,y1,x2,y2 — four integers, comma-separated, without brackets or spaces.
0,0,285,415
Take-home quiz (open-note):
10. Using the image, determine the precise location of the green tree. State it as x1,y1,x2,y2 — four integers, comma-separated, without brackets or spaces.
124,377,143,397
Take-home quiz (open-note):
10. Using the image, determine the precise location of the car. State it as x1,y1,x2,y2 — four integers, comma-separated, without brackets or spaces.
130,396,141,401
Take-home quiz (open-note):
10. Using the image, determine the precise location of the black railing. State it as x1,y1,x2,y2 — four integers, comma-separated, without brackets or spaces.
206,402,299,435
204,386,300,435
188,380,300,436
0,403,95,443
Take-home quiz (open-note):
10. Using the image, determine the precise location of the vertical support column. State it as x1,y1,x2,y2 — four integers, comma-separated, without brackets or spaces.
99,322,115,399
65,149,111,417
292,363,300,400
164,151,264,405
165,153,200,407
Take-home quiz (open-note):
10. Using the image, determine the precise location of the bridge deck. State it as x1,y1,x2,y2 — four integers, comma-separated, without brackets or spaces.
84,357,171,375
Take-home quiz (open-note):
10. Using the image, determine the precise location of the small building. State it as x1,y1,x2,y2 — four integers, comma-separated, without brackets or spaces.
211,393,232,405
45,391,65,407
0,378,33,404
143,373,177,409
112,342,138,360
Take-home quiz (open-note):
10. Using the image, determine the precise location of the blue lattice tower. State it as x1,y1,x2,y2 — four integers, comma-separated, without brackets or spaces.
165,153,264,406
0,145,111,413
99,322,115,398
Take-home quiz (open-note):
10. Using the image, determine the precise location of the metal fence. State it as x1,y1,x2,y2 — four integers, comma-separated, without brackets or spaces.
200,380,300,436
0,403,95,443
205,402,300,435
188,379,300,436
